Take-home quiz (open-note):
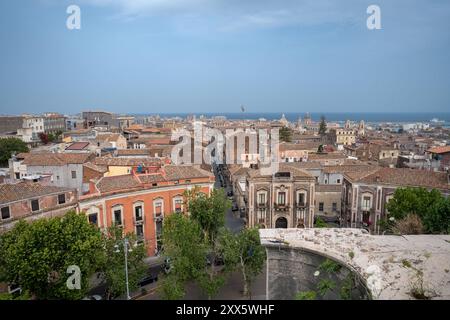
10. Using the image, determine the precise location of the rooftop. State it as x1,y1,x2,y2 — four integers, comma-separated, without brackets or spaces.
345,167,449,191
0,182,74,205
427,146,450,154
21,153,93,166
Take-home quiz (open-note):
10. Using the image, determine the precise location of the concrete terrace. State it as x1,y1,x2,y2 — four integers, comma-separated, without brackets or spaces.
260,228,450,300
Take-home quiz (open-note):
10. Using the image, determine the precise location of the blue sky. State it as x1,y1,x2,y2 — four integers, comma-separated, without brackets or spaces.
0,0,449,115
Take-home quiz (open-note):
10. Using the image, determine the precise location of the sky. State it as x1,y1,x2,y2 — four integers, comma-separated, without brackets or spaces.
0,0,450,115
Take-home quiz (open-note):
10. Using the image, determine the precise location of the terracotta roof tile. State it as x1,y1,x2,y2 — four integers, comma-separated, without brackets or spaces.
22,153,93,166
0,182,74,205
347,168,449,190
427,146,450,154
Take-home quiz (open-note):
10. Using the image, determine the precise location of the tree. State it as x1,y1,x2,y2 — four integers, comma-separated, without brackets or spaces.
279,127,292,143
186,188,231,299
38,132,50,145
0,211,103,299
220,228,266,298
100,225,147,300
159,213,207,300
386,187,450,234
319,115,327,135
0,137,28,166
314,217,328,228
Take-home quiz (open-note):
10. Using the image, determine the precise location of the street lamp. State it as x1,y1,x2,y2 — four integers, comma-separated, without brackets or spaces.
114,238,133,300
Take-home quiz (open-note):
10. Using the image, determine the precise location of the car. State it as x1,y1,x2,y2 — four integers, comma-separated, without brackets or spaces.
232,204,239,211
82,295,102,300
138,274,158,287
227,191,233,197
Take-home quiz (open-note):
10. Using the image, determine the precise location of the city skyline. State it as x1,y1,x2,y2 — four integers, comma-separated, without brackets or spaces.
1,0,450,114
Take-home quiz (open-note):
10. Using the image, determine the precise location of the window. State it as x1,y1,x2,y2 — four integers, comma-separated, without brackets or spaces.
113,209,123,226
257,192,266,205
71,171,77,179
134,204,143,222
319,202,324,212
332,203,337,212
156,220,163,252
337,179,341,184
88,213,98,225
1,206,11,220
174,197,183,213
154,200,163,217
31,199,40,212
257,209,266,222
136,224,144,240
58,194,66,205
362,195,372,211
297,193,306,206
385,195,394,214
277,192,286,205
15,173,20,179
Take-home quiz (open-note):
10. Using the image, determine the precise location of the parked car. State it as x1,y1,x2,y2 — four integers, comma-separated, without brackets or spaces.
82,295,102,300
138,274,158,287
232,204,239,211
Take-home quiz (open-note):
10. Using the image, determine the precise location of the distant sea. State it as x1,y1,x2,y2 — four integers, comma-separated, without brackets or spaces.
132,112,450,126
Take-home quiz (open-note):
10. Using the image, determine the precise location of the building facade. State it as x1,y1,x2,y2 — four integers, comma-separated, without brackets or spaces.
245,164,316,229
0,182,78,232
78,165,215,256
341,167,450,233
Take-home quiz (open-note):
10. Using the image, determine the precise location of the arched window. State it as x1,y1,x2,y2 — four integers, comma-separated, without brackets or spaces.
256,190,267,206
153,198,164,218
133,201,144,224
86,206,99,226
111,204,124,226
173,195,184,213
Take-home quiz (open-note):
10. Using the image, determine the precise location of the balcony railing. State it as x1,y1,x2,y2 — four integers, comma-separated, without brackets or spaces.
274,202,290,211
294,202,307,208
256,202,269,208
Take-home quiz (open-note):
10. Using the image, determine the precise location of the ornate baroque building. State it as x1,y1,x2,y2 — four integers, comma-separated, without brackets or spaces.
245,164,316,229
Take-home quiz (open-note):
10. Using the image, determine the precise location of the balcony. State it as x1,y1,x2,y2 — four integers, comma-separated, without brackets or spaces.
294,202,307,208
274,202,290,211
256,202,269,208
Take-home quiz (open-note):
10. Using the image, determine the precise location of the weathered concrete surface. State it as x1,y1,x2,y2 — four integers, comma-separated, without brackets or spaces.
260,228,450,300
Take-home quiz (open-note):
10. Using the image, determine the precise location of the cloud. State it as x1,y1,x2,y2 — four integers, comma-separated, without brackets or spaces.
74,0,450,33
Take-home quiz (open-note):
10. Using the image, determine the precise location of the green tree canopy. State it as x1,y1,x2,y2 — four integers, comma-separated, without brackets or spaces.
279,126,292,143
159,213,207,300
220,228,266,298
319,115,327,135
100,225,147,300
0,137,28,166
0,211,103,299
386,187,450,234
